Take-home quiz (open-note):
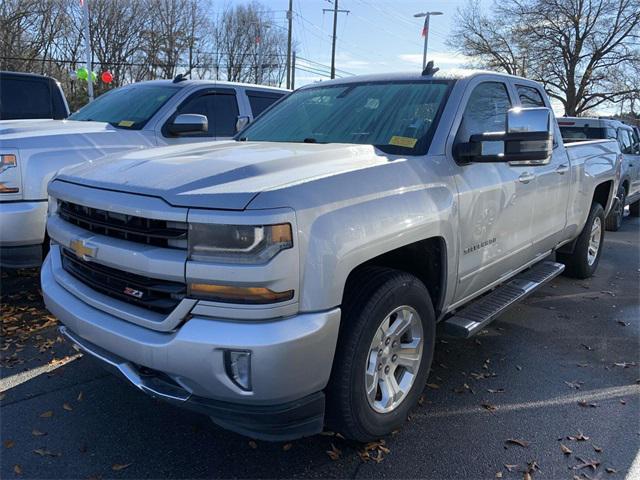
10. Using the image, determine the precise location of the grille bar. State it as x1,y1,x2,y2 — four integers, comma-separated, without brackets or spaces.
58,200,187,248
61,249,186,313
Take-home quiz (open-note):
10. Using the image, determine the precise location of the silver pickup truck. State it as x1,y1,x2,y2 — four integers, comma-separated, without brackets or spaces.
41,69,620,442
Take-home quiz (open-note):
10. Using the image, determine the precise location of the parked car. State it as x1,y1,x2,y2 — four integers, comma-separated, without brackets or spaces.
0,78,288,268
42,70,620,442
0,71,70,120
559,116,640,230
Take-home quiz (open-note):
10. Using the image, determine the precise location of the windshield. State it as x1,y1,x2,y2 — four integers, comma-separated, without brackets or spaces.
238,80,453,155
69,84,180,129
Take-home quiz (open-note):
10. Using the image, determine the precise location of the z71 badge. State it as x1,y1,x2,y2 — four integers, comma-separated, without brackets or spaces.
123,287,144,299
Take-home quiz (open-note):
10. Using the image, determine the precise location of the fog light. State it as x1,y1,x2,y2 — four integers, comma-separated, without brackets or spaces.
225,350,252,391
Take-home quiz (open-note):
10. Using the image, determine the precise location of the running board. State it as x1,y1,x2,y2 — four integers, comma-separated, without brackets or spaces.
443,261,565,338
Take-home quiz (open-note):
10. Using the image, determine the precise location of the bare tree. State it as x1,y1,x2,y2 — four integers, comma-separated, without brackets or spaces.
450,0,640,115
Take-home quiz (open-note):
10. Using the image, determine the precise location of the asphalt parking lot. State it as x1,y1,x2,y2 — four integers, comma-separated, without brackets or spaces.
1,217,638,480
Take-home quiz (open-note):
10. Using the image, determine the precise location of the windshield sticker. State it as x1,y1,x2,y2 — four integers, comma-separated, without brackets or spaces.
389,136,417,148
118,120,134,127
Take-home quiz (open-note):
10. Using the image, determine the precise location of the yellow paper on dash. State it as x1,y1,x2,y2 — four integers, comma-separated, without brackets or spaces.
118,120,134,127
389,136,417,148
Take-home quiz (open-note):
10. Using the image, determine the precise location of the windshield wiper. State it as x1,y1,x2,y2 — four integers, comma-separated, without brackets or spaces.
303,137,317,143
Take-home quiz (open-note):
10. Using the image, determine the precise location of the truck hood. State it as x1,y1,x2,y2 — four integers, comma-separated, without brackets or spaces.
56,140,386,209
0,119,115,142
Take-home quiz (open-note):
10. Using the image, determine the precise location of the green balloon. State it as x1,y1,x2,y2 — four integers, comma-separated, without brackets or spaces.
76,67,88,80
90,71,97,82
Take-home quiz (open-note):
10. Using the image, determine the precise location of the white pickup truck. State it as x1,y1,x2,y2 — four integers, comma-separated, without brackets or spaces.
42,69,620,441
0,79,287,268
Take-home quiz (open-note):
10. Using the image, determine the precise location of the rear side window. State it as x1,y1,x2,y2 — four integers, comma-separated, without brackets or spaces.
0,77,52,119
457,82,512,141
246,90,285,117
516,85,545,108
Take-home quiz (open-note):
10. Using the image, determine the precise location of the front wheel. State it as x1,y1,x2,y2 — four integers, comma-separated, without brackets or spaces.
605,186,626,231
326,267,435,442
557,202,605,279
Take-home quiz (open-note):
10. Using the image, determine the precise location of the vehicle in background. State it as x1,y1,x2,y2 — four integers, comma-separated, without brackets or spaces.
42,69,620,442
559,116,640,230
0,71,70,120
0,78,288,268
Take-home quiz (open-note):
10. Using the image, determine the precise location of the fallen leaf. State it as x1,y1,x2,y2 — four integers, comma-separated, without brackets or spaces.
560,444,572,454
487,388,505,393
326,443,341,460
620,399,626,405
578,400,598,408
282,443,292,452
572,457,600,471
504,464,519,472
516,365,522,371
33,448,59,457
39,410,53,418
13,464,22,475
4,439,15,448
482,402,497,412
111,463,132,471
77,391,83,401
617,320,629,326
581,344,593,351
426,383,440,389
496,472,503,478
593,445,603,453
506,438,530,448
605,467,617,473
63,403,73,411
248,440,258,449
523,473,532,480
31,429,47,437
568,431,590,441
565,380,584,390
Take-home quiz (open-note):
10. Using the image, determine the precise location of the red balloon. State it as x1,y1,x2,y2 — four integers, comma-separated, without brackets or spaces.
101,71,113,84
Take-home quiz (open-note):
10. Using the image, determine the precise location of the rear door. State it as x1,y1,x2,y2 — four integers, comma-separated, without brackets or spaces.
452,79,538,304
619,128,640,200
514,83,570,252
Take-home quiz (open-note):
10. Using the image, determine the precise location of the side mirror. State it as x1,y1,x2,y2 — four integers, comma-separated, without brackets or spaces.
455,107,553,164
235,115,250,133
167,114,208,136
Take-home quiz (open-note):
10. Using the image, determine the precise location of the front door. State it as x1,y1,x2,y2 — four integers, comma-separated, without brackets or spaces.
451,80,538,305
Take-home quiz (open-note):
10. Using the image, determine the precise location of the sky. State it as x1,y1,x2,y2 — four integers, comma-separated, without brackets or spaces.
219,0,491,86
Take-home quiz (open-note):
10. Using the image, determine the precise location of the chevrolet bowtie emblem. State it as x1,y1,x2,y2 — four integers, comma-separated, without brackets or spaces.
69,239,97,259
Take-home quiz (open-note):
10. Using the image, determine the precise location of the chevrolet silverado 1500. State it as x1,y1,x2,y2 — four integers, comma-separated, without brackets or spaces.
41,69,620,441
0,79,287,268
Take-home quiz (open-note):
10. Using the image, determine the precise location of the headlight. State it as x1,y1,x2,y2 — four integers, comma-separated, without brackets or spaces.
0,154,19,194
188,223,293,264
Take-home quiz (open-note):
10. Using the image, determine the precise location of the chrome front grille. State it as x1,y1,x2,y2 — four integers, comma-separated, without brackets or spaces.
61,248,186,314
58,200,187,248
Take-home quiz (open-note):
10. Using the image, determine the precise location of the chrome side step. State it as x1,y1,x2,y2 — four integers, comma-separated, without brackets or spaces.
443,261,565,338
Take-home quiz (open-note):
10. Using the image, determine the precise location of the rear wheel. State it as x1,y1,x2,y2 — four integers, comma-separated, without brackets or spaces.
629,199,640,217
557,202,605,279
326,267,435,441
605,186,625,231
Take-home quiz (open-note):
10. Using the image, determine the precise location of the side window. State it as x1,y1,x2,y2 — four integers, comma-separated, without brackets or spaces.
457,82,511,142
212,93,239,137
246,90,285,117
618,129,633,154
174,93,215,137
516,85,545,108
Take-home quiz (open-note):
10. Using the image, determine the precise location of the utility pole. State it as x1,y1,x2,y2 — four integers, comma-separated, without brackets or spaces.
291,50,296,89
82,0,93,101
323,0,349,79
286,0,293,89
414,11,443,70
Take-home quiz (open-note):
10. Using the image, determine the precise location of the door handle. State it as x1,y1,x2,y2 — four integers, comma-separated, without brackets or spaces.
556,164,569,175
518,172,535,184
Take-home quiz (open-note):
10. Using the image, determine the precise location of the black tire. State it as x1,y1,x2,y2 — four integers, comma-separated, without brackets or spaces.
630,199,640,217
605,186,625,231
326,267,436,442
557,202,605,279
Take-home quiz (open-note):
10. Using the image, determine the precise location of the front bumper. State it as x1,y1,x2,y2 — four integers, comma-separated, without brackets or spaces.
0,200,48,268
41,252,341,440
